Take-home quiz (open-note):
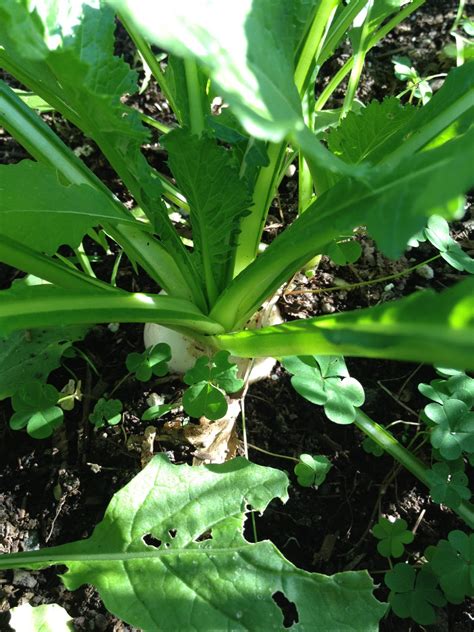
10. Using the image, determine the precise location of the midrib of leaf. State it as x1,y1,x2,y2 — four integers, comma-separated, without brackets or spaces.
0,546,253,567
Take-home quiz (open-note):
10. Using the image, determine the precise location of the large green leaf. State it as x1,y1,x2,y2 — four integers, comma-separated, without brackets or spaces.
110,0,359,180
211,127,474,329
9,603,74,632
212,278,474,370
0,0,199,289
0,161,137,255
327,97,416,164
0,455,386,631
164,129,250,300
0,286,224,337
367,61,474,164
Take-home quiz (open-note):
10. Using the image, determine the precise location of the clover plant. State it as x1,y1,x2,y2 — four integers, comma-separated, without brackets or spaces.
0,1,473,629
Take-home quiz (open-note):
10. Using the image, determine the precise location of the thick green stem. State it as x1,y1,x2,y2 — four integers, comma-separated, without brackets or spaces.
233,142,287,275
0,236,118,293
354,410,474,529
0,290,223,337
315,0,427,111
119,13,180,118
184,58,205,136
294,0,340,95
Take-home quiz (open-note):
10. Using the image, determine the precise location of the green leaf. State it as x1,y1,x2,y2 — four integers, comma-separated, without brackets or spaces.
126,344,171,382
0,161,137,255
428,530,474,603
9,603,74,632
0,286,224,337
365,61,474,164
362,436,384,457
425,215,474,273
111,0,359,180
283,355,364,424
182,351,244,419
372,517,414,558
424,400,474,460
0,455,387,631
0,1,198,287
214,278,474,371
89,398,123,428
184,351,244,393
324,239,362,265
385,564,446,625
427,461,471,509
419,371,474,407
327,98,416,164
141,403,174,422
182,382,228,420
164,130,250,299
10,381,63,439
211,129,474,330
294,454,332,488
0,326,86,400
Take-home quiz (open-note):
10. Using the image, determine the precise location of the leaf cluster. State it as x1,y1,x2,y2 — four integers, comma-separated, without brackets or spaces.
182,351,244,420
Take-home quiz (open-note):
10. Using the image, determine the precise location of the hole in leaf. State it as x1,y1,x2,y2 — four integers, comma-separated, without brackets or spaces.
168,529,177,538
272,591,299,628
143,533,162,548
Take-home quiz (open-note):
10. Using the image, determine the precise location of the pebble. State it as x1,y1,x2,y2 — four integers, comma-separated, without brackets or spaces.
321,301,336,314
12,569,37,588
416,264,434,280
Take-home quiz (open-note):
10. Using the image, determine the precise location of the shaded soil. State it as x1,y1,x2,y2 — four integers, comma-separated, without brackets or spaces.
1,1,473,631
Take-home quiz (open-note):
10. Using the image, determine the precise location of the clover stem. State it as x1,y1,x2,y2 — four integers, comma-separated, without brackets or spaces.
354,410,474,529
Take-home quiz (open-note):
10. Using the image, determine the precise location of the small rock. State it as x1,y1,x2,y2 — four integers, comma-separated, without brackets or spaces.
12,569,37,589
94,613,108,631
321,301,336,314
416,264,434,280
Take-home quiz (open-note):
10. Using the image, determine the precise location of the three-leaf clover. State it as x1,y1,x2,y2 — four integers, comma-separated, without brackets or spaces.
424,399,474,460
385,563,446,625
372,517,414,558
283,355,364,424
89,398,123,428
426,460,471,509
10,381,63,439
182,351,244,420
294,454,332,488
126,343,171,381
427,531,474,604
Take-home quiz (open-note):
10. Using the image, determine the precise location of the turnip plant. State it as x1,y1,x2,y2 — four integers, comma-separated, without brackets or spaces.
0,0,473,629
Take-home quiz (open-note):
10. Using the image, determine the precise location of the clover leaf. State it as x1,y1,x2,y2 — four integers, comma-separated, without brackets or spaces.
427,531,474,603
419,372,474,407
425,215,474,273
182,351,244,420
324,239,362,265
372,517,414,558
424,399,474,460
362,436,384,457
89,398,123,428
126,343,171,382
426,460,471,509
283,355,364,424
10,381,63,439
385,563,446,625
294,454,332,488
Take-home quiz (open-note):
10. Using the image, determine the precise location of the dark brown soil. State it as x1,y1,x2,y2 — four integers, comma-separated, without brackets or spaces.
1,1,473,631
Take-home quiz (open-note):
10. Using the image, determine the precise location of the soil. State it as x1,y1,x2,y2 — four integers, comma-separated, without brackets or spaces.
1,1,473,631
